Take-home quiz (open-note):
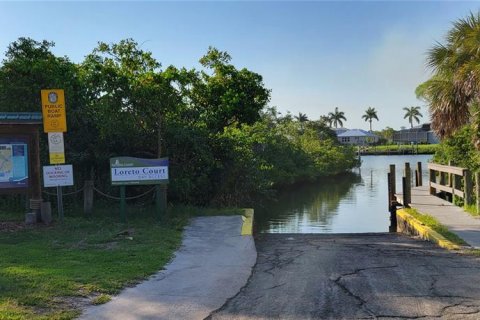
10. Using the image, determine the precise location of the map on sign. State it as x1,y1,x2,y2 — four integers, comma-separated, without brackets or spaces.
0,140,28,188
0,144,13,182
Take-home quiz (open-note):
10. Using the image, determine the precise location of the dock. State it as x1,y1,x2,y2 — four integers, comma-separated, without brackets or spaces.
396,186,480,248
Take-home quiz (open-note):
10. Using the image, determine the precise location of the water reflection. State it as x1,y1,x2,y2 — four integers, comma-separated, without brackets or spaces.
254,154,432,233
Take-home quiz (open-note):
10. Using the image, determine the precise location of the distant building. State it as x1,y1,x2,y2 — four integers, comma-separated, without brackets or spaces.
336,129,379,145
393,123,439,144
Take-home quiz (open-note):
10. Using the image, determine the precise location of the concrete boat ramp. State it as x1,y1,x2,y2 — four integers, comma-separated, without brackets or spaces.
79,213,480,320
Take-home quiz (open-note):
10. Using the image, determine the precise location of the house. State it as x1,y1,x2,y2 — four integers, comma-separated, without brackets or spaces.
393,123,439,144
336,129,379,145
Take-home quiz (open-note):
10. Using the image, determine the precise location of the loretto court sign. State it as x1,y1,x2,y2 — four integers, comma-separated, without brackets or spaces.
110,157,169,185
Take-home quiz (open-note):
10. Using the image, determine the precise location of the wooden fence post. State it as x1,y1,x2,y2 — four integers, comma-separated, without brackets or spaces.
476,172,480,215
464,169,473,207
429,168,436,195
83,180,94,216
475,171,480,214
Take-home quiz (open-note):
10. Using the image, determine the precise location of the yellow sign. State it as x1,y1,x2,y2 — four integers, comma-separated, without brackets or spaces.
49,152,65,164
41,89,67,132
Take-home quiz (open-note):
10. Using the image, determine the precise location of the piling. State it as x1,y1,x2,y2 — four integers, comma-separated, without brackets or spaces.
404,162,411,205
417,162,422,186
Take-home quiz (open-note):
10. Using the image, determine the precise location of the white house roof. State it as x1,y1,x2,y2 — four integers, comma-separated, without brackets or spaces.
337,129,378,138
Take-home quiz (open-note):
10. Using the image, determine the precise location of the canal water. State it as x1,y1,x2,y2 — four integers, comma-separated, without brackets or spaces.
254,154,432,233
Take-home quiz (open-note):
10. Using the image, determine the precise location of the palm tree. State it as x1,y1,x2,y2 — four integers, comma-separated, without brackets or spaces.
403,106,423,128
319,115,332,127
416,12,480,145
328,107,347,128
361,107,379,131
294,112,309,123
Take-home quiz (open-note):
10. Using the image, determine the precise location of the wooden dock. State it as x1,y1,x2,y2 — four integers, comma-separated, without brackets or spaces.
396,186,480,248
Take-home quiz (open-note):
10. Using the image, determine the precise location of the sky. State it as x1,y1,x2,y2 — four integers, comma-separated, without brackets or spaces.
0,1,479,130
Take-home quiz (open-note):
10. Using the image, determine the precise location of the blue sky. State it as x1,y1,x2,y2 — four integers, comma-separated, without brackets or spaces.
0,1,478,130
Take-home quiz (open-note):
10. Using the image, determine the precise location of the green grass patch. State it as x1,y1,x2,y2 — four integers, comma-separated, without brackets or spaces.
0,202,241,320
404,208,467,246
462,204,480,217
362,144,439,154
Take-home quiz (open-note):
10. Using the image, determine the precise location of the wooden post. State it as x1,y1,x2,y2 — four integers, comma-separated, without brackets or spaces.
388,172,392,209
402,177,409,208
429,168,436,195
415,170,419,187
83,180,94,216
389,164,396,195
476,172,480,215
30,128,43,222
452,172,457,204
464,169,473,207
417,162,422,186
405,162,411,205
120,186,126,223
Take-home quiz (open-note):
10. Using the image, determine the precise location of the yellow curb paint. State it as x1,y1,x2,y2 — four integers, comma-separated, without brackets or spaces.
397,209,461,250
241,208,254,236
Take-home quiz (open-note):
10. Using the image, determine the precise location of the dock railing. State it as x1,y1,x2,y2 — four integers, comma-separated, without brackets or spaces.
428,163,473,208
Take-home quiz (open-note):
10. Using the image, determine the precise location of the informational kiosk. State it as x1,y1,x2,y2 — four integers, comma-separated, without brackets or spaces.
0,112,43,221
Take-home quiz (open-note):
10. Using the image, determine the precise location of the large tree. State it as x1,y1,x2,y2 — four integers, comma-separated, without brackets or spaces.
328,107,347,128
186,47,271,132
416,12,480,146
80,39,180,159
403,106,423,128
361,107,379,131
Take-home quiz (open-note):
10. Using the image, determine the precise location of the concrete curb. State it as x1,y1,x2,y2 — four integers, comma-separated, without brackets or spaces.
397,208,462,250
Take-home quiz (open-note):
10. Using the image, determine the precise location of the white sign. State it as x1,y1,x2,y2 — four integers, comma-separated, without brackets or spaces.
111,166,168,184
43,165,74,187
48,132,64,153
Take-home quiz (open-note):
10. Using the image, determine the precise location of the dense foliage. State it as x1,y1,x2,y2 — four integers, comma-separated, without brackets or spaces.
433,126,480,172
0,38,358,206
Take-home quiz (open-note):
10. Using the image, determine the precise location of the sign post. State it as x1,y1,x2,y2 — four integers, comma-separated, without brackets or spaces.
120,186,126,223
41,89,68,222
110,157,169,222
43,164,73,222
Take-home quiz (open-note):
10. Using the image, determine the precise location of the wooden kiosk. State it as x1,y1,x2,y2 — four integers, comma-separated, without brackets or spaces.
0,112,43,222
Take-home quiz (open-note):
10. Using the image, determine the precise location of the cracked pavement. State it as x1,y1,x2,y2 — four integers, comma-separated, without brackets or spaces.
208,233,480,320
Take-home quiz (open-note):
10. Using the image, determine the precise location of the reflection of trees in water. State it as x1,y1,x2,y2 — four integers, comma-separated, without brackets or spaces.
255,172,361,232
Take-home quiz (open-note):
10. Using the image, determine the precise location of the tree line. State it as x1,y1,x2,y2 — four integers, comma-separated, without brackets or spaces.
0,38,358,206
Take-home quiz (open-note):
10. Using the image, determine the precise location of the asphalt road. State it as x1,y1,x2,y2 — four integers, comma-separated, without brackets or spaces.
208,233,480,320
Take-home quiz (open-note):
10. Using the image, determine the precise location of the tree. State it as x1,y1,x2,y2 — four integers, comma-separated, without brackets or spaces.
416,12,480,145
187,47,271,132
361,107,379,131
80,39,180,160
319,115,332,127
403,106,423,128
294,112,309,123
328,107,347,128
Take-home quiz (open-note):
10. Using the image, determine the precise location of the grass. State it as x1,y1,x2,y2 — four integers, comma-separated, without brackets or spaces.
404,208,467,246
362,144,439,155
0,201,242,320
462,204,480,217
